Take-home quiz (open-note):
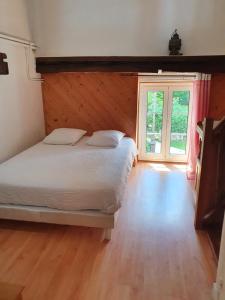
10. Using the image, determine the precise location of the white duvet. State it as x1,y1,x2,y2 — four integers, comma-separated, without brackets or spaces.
0,137,136,214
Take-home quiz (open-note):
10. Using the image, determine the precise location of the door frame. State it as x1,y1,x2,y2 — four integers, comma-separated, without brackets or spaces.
138,81,193,163
138,84,168,161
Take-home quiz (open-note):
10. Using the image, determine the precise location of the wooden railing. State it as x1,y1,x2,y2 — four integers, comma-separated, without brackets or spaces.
195,117,225,259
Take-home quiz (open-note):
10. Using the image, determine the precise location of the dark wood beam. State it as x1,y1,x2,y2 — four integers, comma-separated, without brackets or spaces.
0,53,9,75
36,56,225,74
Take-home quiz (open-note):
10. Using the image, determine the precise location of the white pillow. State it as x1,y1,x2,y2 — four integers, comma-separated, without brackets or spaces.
87,130,125,147
43,128,87,145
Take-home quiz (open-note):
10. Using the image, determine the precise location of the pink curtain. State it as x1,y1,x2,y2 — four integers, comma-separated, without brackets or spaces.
187,74,211,180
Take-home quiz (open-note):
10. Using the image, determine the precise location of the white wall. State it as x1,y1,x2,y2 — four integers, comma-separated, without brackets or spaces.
0,38,45,162
0,0,31,40
0,0,45,162
27,0,225,57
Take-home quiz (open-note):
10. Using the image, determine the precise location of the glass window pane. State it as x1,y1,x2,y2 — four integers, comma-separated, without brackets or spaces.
170,90,190,155
146,91,164,154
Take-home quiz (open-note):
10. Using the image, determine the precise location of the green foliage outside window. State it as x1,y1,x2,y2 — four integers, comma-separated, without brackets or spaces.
146,91,189,134
171,91,189,133
146,90,190,153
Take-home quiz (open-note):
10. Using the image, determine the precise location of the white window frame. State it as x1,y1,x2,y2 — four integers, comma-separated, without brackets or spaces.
138,82,193,163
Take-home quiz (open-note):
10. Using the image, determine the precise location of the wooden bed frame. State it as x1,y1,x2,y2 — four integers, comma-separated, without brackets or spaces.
0,157,137,241
0,204,116,240
0,111,138,242
0,147,137,240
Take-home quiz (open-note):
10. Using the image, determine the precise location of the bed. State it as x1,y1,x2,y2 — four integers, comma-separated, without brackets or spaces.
0,136,137,240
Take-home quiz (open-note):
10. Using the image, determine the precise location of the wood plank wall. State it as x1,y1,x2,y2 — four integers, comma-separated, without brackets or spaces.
42,73,138,140
41,72,225,141
209,74,225,120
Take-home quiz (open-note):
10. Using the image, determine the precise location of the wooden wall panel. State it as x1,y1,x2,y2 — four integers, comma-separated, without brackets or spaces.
209,74,225,120
42,73,138,140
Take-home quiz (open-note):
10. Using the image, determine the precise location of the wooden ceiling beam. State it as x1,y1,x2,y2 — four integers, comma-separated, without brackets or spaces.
36,55,225,74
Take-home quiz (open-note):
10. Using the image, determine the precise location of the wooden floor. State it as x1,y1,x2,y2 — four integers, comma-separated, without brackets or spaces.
0,162,216,300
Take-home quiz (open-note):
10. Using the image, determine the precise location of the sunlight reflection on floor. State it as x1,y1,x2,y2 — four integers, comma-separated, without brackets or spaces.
146,163,187,173
149,163,171,172
173,164,187,172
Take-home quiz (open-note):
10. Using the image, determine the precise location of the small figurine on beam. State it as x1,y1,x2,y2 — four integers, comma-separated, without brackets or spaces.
169,29,183,56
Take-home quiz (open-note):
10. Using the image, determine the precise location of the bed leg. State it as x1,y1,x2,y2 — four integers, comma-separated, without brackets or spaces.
133,156,138,167
103,229,112,241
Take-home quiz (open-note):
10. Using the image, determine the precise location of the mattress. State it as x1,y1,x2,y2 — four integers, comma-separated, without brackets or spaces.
0,137,137,214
